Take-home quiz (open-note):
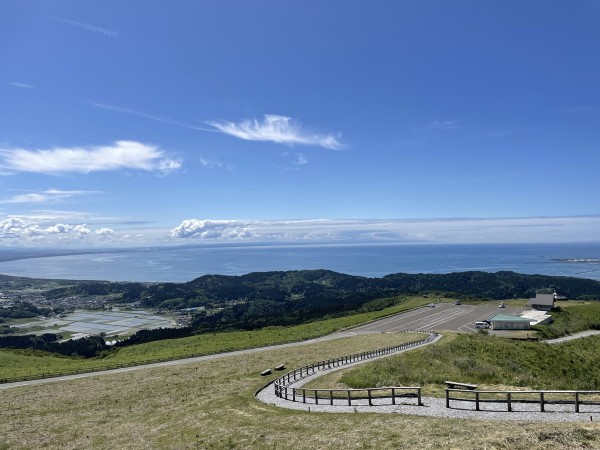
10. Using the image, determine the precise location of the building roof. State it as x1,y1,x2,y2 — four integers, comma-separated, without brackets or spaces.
529,293,554,305
490,314,532,322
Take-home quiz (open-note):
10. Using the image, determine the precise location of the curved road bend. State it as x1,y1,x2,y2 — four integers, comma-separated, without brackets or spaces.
257,333,600,423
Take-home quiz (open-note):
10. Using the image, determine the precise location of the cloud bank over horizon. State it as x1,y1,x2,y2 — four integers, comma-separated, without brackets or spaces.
2,215,600,248
0,217,115,244
169,216,600,246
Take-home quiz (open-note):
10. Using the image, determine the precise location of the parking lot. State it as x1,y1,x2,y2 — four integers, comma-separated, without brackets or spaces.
352,302,526,334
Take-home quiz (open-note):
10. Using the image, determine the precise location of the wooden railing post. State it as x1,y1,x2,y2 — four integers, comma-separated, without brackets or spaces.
418,387,422,406
315,390,319,405
392,388,396,405
540,392,545,412
507,392,512,412
475,392,480,411
347,390,351,406
368,389,372,406
446,389,450,408
575,392,580,413
330,390,333,405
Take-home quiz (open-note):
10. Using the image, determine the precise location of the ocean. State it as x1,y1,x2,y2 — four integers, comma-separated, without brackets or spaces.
1,242,599,283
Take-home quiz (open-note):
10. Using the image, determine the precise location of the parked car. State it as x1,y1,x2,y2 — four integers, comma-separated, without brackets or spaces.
475,321,490,329
454,300,461,305
499,302,505,308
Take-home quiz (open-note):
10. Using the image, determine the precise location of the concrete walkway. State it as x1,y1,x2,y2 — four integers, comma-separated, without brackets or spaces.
256,334,600,422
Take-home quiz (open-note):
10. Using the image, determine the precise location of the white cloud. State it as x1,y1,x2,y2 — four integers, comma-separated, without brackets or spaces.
0,218,93,241
1,189,102,204
51,16,119,38
171,219,256,240
46,223,91,236
0,141,181,175
206,114,343,150
95,228,115,236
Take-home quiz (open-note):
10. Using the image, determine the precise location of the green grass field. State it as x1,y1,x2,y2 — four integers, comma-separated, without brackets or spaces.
328,332,600,397
0,295,431,381
1,332,599,450
534,302,600,338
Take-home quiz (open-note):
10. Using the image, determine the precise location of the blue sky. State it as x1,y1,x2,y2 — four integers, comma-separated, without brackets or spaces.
1,0,599,247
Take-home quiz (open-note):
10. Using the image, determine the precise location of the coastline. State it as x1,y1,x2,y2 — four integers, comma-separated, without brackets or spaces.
0,242,599,283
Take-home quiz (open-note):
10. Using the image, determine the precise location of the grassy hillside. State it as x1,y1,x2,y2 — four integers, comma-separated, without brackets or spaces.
338,333,600,394
534,302,600,338
1,332,598,450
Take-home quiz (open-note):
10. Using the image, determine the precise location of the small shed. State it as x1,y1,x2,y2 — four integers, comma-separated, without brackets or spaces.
490,314,531,330
528,293,555,311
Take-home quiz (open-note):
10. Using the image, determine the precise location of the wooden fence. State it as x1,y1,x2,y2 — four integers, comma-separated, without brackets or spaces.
273,330,436,406
276,385,422,406
446,388,600,413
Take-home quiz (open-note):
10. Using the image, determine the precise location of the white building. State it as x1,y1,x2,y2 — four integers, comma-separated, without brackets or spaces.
528,293,555,311
490,314,532,330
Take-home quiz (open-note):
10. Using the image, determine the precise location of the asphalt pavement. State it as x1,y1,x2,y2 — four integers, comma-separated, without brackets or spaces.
352,302,526,333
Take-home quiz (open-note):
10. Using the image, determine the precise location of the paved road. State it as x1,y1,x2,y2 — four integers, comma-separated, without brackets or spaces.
0,303,525,391
0,330,363,391
353,303,525,333
546,329,600,344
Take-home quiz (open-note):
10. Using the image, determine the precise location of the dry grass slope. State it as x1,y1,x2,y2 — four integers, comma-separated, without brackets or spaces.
1,333,599,450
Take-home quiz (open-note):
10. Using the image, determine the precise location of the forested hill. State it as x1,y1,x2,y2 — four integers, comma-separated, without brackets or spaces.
132,270,600,332
140,270,600,307
42,270,600,313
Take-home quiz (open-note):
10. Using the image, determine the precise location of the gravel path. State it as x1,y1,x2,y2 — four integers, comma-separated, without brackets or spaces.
256,334,600,422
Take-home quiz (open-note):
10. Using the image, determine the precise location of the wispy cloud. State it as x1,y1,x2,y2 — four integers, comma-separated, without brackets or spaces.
283,152,308,167
427,120,459,130
51,16,119,38
4,210,151,227
293,153,308,166
1,189,102,204
0,141,181,175
199,157,234,171
4,81,35,90
206,114,344,150
90,102,213,132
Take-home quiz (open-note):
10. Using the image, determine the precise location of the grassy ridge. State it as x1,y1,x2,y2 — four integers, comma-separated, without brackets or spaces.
339,333,600,393
0,296,430,380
